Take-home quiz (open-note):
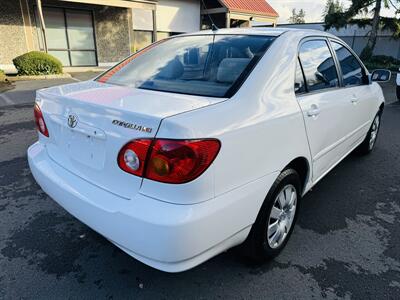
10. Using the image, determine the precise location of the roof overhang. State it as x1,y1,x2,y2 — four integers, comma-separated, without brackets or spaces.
58,0,157,10
201,1,278,22
217,0,278,19
229,11,277,23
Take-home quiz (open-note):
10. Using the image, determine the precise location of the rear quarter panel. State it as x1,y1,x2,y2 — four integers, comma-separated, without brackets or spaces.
142,32,312,205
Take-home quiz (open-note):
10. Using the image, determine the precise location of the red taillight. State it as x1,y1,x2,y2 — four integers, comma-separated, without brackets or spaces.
117,139,221,184
34,104,49,137
146,139,221,184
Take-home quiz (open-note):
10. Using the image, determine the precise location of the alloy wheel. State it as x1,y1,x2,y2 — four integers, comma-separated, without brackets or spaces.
267,184,297,249
369,115,380,150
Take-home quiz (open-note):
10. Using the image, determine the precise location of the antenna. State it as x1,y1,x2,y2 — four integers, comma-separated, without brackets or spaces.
200,0,219,31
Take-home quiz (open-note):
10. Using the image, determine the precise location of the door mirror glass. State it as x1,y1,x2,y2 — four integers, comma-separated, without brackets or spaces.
371,69,391,82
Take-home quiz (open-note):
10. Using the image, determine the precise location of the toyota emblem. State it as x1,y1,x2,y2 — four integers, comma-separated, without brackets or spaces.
67,114,78,128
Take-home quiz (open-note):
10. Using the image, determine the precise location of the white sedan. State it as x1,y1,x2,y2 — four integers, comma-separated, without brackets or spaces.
28,28,390,272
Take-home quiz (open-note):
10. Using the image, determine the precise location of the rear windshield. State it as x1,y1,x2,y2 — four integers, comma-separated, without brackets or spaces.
97,35,275,98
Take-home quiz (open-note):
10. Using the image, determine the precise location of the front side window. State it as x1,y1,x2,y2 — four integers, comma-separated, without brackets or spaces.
331,41,367,87
299,40,339,92
97,35,275,97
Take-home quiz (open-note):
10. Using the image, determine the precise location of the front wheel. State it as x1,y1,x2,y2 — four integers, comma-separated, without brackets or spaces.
396,85,400,101
355,112,381,155
242,169,301,261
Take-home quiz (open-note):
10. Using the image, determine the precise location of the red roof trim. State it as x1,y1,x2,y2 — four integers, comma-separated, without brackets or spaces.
220,0,279,18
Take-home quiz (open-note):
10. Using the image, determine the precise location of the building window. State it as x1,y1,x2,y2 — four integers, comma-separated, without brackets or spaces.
132,30,153,53
132,8,155,53
35,7,97,67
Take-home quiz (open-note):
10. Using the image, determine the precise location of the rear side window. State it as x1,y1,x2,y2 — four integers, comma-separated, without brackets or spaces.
299,40,339,92
331,41,367,86
97,35,275,98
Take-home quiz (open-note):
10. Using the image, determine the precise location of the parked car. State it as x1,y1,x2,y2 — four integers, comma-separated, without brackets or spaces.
397,68,400,101
28,28,390,273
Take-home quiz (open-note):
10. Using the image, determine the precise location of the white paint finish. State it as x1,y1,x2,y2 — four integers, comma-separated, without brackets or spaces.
28,141,277,272
36,81,225,199
297,87,364,180
38,81,225,119
156,31,314,197
397,72,400,86
156,0,200,33
28,28,387,272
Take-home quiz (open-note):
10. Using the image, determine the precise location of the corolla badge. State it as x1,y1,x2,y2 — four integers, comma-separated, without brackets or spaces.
112,119,153,133
67,114,78,128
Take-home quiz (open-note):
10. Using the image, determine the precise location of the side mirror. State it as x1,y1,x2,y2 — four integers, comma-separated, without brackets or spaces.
294,82,304,93
315,71,329,84
370,69,391,82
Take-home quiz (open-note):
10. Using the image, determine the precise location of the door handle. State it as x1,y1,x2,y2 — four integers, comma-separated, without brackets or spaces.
351,96,359,104
307,104,320,117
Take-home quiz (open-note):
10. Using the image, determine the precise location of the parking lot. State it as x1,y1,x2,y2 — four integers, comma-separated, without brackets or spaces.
0,75,399,299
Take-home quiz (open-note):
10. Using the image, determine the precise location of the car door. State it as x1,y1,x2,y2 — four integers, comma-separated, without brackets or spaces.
295,38,358,182
330,40,376,137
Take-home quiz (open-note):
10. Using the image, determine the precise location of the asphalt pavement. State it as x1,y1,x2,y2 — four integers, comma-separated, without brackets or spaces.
0,76,399,299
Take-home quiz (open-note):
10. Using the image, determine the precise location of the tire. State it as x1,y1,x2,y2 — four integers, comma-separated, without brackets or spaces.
355,112,381,155
397,85,400,101
241,169,302,261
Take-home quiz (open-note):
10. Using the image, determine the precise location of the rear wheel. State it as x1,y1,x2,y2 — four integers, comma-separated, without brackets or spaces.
355,112,381,155
242,169,301,261
397,85,400,101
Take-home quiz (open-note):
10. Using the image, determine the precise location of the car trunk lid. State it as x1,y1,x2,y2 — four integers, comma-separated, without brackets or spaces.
37,81,226,199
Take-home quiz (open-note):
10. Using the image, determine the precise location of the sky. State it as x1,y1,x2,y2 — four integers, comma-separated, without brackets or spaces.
267,0,398,24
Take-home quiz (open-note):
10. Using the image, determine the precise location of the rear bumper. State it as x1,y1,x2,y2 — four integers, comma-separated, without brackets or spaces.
28,142,278,272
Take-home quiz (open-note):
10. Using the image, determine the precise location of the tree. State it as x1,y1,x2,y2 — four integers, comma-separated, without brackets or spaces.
324,0,400,60
322,0,344,18
288,8,306,24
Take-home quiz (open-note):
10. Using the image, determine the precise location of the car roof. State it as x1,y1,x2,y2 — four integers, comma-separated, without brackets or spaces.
180,27,335,38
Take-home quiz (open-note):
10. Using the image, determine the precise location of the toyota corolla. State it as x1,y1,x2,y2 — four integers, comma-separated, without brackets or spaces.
28,28,390,272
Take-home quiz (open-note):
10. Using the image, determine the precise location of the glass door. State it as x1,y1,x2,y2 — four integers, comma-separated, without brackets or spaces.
39,7,97,66
43,7,70,65
65,9,97,66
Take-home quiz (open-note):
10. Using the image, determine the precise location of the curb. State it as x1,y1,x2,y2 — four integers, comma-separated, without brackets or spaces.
6,73,72,81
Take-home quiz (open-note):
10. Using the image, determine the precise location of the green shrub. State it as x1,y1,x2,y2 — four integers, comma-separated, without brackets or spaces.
0,69,5,81
364,55,400,72
12,51,63,75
